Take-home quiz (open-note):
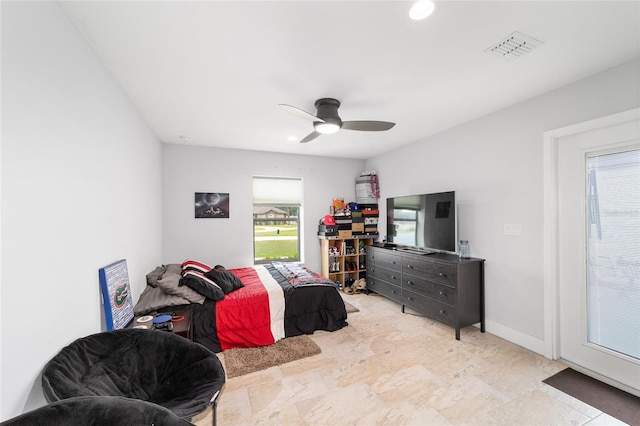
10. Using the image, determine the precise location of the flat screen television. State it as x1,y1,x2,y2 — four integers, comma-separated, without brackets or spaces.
386,191,457,254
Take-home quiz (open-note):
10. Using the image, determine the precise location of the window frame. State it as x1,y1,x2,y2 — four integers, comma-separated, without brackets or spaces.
252,177,302,264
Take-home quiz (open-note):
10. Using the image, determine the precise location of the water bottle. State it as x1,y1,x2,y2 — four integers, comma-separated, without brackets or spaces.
459,240,470,259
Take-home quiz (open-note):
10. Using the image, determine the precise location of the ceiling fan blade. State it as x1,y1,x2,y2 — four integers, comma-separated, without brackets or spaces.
300,130,321,143
279,104,325,123
341,121,396,131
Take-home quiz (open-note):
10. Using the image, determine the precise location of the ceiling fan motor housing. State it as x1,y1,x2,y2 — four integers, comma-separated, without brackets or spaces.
314,98,342,127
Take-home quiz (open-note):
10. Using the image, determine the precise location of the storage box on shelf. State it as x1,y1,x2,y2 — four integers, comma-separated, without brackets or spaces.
319,236,373,289
317,224,338,237
356,174,379,205
359,204,379,235
333,212,352,238
351,210,364,235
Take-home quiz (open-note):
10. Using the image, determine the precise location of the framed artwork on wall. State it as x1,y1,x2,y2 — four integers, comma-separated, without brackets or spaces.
195,192,229,218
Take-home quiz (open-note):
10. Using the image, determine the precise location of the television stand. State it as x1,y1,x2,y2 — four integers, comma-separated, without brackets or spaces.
366,244,485,340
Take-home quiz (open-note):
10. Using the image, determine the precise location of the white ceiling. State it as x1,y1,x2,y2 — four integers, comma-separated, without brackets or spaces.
60,1,640,160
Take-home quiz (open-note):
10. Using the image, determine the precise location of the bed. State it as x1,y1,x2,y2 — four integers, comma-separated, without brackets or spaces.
133,260,348,353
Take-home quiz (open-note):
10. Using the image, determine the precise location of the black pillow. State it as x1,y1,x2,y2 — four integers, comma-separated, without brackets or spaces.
204,269,245,294
179,271,225,301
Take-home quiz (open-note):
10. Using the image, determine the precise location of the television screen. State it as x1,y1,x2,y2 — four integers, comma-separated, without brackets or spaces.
387,191,456,253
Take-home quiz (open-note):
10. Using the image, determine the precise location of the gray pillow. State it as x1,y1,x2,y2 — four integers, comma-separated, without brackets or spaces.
164,263,182,276
134,286,190,316
157,273,205,304
146,266,167,288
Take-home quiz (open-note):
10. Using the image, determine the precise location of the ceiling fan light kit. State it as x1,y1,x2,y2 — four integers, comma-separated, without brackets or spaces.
410,0,436,21
315,122,340,134
280,97,395,144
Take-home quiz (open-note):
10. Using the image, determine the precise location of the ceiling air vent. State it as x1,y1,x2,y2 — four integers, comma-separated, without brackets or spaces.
485,31,543,60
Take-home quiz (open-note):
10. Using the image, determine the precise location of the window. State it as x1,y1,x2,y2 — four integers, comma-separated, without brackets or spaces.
392,208,419,245
252,177,302,264
586,148,640,359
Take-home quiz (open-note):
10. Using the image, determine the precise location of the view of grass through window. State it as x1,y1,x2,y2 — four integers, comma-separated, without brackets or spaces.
253,176,302,263
253,206,300,263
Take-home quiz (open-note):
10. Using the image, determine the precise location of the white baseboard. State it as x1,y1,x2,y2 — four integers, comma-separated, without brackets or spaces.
483,320,547,357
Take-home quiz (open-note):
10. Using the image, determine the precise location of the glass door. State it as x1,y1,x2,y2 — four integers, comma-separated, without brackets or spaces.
557,114,640,394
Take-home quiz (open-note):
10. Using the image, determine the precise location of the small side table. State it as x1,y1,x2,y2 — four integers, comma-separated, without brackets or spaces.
170,310,193,341
127,309,193,341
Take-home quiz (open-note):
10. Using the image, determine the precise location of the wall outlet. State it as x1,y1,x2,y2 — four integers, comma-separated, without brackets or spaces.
504,224,522,236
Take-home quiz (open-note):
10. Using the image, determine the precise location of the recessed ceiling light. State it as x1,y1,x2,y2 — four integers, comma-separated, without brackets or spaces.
409,0,435,20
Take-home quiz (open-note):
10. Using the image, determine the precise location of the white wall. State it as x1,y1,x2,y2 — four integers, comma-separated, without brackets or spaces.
1,1,637,421
366,59,640,354
162,144,364,273
0,2,163,420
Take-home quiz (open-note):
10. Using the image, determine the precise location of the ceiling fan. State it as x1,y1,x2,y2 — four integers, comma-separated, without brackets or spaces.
280,98,396,143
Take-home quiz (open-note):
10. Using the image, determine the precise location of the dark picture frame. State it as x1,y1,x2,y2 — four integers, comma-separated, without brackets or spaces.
195,192,229,218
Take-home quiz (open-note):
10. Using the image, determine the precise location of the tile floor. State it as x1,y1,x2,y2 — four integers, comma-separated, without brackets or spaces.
195,292,628,425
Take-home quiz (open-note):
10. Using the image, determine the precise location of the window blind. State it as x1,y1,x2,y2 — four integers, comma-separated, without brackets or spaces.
586,148,640,360
252,177,302,205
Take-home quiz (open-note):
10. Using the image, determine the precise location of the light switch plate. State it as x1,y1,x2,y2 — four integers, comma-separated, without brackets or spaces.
504,224,522,236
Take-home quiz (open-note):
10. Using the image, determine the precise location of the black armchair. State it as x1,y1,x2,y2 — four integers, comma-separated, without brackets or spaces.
41,329,225,425
0,396,191,426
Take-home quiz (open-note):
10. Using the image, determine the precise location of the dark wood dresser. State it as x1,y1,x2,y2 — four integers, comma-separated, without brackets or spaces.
366,244,485,340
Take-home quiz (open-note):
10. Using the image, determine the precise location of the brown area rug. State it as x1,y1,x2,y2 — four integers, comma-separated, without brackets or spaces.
344,300,359,313
543,368,640,425
223,335,321,378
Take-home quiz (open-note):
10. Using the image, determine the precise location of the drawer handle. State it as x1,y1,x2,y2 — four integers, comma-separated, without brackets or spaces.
391,275,397,280
408,296,414,301
392,289,396,294
439,272,448,278
439,309,447,315
439,290,448,297
408,265,414,269
391,261,397,264
407,281,414,286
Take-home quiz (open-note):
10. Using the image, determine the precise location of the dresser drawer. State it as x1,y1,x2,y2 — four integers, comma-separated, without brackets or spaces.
370,250,402,271
371,264,402,286
368,277,402,303
402,275,456,304
402,289,456,326
402,257,457,287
